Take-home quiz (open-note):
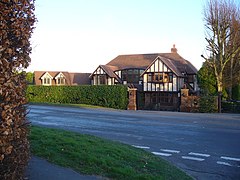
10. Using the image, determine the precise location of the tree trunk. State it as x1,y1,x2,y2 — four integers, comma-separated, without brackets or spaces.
217,74,223,113
218,92,222,113
229,57,233,100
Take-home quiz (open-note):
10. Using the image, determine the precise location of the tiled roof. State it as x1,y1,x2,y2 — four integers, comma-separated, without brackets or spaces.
100,65,118,78
34,71,91,85
69,72,91,85
106,52,197,75
100,65,122,82
157,56,183,77
89,65,122,83
159,53,198,74
106,54,156,70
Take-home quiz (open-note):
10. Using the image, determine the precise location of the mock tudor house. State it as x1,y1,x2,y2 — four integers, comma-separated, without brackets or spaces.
90,45,198,111
34,71,91,86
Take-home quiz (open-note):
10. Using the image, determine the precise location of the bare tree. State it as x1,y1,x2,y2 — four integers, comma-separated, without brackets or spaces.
224,15,240,99
201,0,240,112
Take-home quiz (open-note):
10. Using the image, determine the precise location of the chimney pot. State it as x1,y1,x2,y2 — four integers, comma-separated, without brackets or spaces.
171,44,177,53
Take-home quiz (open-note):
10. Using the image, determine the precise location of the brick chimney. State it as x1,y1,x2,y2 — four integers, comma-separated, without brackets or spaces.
171,44,177,53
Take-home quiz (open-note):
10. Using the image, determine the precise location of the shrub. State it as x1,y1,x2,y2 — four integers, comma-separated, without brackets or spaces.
232,85,240,100
222,101,240,113
199,95,218,113
0,1,35,179
27,85,128,109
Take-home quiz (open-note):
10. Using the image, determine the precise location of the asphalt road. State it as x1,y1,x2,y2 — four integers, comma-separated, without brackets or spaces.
28,104,240,180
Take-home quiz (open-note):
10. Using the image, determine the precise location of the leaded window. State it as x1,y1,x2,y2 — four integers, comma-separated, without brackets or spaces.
121,69,144,83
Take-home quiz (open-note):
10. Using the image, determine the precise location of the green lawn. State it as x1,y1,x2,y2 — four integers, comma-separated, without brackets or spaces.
30,126,192,180
30,102,108,109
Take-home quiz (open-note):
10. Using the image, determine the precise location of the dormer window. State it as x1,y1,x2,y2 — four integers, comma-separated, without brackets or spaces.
43,78,51,85
40,72,53,86
57,78,65,85
55,72,66,85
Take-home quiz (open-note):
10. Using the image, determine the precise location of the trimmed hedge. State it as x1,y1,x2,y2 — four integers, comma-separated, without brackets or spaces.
199,95,218,113
222,101,240,113
0,1,35,179
27,85,128,109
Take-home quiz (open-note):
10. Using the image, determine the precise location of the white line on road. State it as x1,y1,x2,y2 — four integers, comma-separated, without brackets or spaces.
182,156,205,161
152,152,172,157
160,149,180,153
189,152,210,157
132,145,150,149
220,156,240,162
217,161,232,167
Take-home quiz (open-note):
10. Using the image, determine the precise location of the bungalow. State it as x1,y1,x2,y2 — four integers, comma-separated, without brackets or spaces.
90,45,198,111
34,71,91,86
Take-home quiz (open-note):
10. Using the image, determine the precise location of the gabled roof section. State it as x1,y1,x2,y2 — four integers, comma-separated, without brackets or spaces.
101,65,122,83
142,56,184,77
34,71,91,85
89,65,121,83
159,53,198,74
185,60,198,74
40,72,53,79
100,65,118,78
160,56,183,76
38,71,69,79
54,72,66,79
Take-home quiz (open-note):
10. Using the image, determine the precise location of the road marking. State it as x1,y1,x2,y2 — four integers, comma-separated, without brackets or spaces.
152,152,172,157
182,156,205,161
189,152,210,157
217,161,232,167
220,156,240,162
132,145,150,149
160,149,180,153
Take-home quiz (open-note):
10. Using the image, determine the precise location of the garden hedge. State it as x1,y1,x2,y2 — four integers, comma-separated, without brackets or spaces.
222,101,240,113
199,95,218,113
0,1,35,179
27,85,128,110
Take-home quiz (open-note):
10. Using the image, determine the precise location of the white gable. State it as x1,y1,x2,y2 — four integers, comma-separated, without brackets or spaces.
40,72,53,79
54,72,65,79
146,58,171,73
93,67,106,75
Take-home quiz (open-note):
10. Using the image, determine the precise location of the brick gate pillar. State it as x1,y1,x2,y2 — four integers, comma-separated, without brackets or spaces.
128,88,137,110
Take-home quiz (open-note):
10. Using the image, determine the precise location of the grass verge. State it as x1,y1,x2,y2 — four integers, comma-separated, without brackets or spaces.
29,102,111,109
30,126,192,180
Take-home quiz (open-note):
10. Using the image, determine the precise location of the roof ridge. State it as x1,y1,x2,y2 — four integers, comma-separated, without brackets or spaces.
117,53,165,56
101,64,118,67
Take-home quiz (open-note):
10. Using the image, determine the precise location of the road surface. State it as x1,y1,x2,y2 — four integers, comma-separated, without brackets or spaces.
28,104,240,180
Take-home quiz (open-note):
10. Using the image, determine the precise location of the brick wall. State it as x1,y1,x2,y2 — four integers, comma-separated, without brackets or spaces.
180,89,200,112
